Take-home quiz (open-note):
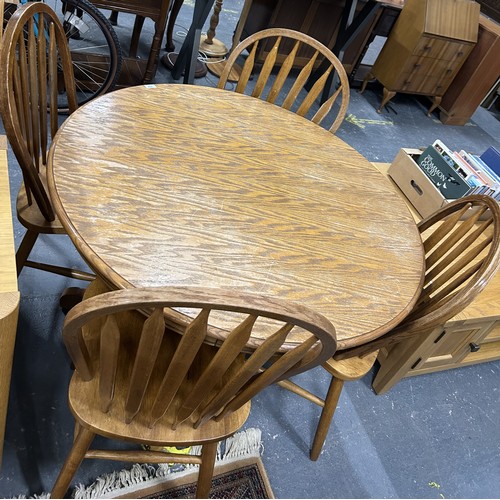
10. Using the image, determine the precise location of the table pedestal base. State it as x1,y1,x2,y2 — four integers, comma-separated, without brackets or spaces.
199,35,228,57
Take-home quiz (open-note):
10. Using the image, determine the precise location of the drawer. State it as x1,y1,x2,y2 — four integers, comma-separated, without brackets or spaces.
412,37,471,62
397,57,460,94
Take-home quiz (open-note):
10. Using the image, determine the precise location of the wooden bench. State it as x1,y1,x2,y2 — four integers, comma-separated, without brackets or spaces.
371,162,500,394
0,135,19,468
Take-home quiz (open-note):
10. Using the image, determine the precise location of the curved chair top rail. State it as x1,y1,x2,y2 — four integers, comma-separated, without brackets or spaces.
336,195,500,360
0,1,78,222
63,286,337,428
217,27,350,134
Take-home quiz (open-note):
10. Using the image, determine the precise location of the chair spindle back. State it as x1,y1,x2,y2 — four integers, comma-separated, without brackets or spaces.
217,28,350,134
63,287,337,430
336,195,500,360
0,2,77,221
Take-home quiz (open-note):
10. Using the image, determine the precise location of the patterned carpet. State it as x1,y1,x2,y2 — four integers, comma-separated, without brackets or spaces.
72,428,273,499
119,457,273,499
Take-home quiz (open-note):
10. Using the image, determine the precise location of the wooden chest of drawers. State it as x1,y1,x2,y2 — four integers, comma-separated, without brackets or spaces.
362,0,480,115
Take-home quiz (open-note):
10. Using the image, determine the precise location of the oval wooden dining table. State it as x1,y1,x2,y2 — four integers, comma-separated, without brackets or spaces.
47,84,424,351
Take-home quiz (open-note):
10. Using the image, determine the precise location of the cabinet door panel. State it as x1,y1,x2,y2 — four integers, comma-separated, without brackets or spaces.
417,324,486,370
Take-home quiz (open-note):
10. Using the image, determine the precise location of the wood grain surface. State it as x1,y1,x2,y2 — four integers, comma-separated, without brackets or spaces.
47,84,424,350
0,135,19,468
0,136,17,293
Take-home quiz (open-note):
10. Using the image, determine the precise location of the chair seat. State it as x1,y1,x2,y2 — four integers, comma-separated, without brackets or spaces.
69,372,251,446
323,351,379,381
16,182,66,234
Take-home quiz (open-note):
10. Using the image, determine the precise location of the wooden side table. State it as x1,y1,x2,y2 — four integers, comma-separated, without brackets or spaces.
91,0,171,86
0,136,20,468
371,162,500,395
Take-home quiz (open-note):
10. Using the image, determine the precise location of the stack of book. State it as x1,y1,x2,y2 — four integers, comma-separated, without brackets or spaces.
416,140,500,201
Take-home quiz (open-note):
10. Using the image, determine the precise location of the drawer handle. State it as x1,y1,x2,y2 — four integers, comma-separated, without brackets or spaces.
423,45,432,51
410,180,423,195
469,342,481,352
434,331,446,343
411,358,422,370
414,64,421,68
457,51,464,57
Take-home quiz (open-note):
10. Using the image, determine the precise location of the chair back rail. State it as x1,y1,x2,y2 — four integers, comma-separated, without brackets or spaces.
335,195,500,360
0,2,77,221
217,28,349,134
63,287,337,430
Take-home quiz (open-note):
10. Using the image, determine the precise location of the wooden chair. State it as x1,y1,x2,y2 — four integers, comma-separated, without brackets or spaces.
278,195,500,460
0,2,94,281
50,278,337,498
217,28,350,134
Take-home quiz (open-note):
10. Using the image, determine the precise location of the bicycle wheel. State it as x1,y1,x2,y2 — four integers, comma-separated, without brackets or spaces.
44,0,122,112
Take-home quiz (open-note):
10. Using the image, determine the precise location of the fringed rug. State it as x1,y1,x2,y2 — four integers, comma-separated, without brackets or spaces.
73,428,274,499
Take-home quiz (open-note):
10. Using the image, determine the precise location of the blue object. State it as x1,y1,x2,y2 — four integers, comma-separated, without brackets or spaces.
480,147,500,176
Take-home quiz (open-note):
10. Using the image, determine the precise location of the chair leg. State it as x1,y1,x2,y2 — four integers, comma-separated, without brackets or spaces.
73,421,81,441
16,229,39,276
196,441,218,499
51,426,95,499
310,376,344,461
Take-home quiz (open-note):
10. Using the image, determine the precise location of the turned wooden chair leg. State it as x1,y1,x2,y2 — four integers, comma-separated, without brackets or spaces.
196,441,218,499
310,377,344,461
16,229,39,276
51,426,95,499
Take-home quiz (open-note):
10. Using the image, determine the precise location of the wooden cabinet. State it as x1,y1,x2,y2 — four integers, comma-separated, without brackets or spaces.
242,0,361,69
240,0,404,75
439,15,500,125
373,293,500,394
363,0,480,114
0,136,20,468
370,163,500,395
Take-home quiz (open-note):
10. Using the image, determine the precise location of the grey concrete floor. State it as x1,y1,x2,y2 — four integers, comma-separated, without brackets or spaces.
1,1,500,498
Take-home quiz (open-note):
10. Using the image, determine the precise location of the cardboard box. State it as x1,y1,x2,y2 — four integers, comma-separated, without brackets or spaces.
388,148,454,218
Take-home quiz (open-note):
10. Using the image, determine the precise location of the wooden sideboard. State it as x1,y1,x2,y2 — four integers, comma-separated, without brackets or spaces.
439,14,500,125
364,0,480,115
371,162,500,395
0,136,19,469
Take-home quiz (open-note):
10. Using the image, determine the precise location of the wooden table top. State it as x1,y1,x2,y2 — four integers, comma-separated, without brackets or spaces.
48,84,424,350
